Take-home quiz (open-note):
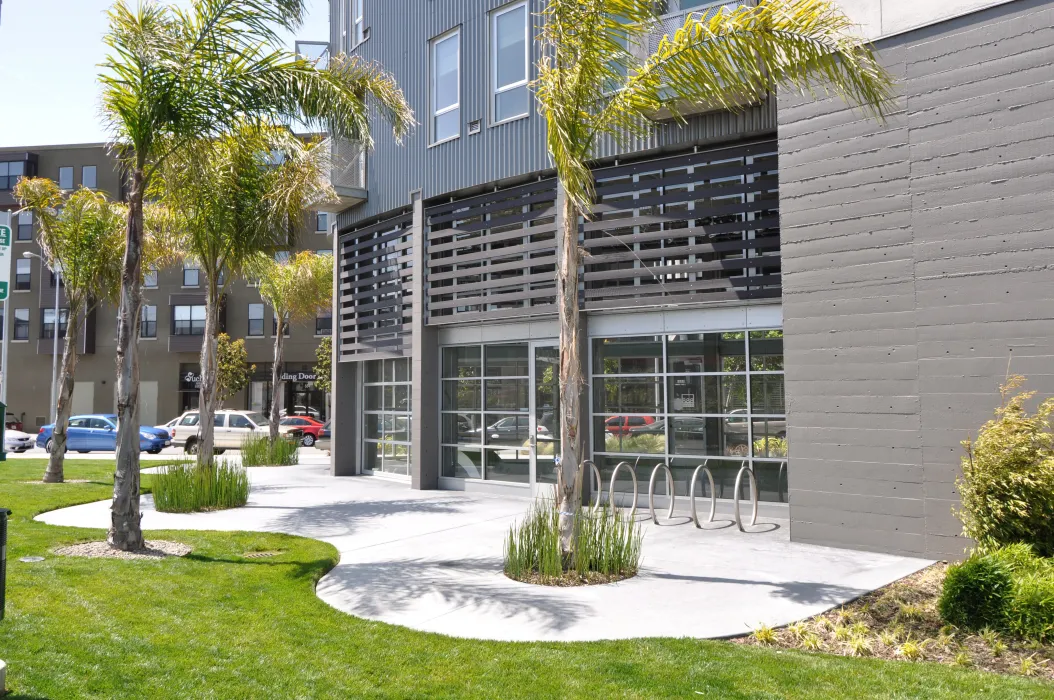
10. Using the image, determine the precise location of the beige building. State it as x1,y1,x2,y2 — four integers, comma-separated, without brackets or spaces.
0,142,333,430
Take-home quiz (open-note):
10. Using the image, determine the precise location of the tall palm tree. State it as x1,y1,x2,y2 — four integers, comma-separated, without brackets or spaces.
154,126,335,463
535,0,894,551
256,250,333,443
99,0,413,550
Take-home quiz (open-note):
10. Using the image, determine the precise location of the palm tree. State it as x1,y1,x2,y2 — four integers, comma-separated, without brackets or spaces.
154,125,335,463
257,250,333,442
13,180,124,483
535,0,894,551
99,0,412,550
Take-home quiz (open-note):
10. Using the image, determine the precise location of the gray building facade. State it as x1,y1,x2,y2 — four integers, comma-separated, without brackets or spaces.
330,0,1050,559
0,143,334,431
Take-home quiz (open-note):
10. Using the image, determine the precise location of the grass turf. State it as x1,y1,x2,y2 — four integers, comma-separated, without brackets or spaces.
0,459,1051,699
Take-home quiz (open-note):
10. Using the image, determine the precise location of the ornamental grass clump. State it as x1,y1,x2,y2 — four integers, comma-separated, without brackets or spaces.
241,433,300,467
504,496,642,586
152,459,250,513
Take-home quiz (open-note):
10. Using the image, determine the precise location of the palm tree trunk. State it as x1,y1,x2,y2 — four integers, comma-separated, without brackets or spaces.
556,186,583,555
197,279,221,464
42,304,81,484
269,318,285,443
109,167,145,551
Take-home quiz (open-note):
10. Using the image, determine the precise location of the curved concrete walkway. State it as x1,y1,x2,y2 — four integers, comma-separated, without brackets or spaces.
37,464,931,642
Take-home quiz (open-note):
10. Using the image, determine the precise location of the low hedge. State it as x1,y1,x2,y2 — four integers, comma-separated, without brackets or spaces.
938,544,1054,641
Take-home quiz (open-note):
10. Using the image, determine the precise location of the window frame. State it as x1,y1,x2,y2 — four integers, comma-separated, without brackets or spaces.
17,211,33,241
352,0,365,46
182,262,200,288
315,211,329,233
81,165,97,190
13,308,30,341
140,305,157,339
14,259,30,291
41,307,70,340
490,1,530,125
143,265,158,288
172,304,206,336
57,166,73,190
247,303,265,337
430,28,461,146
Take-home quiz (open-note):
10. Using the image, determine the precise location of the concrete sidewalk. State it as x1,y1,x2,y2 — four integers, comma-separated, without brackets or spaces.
37,464,931,641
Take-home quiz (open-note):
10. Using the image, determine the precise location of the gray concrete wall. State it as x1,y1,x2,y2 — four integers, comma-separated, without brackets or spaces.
778,0,1054,559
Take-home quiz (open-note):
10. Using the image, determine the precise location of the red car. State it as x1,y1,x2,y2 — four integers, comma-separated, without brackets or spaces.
604,415,656,435
279,416,325,447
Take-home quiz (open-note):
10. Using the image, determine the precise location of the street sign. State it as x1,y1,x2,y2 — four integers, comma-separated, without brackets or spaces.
0,213,11,302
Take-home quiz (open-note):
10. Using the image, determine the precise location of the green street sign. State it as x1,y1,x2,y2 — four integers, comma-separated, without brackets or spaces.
0,221,10,303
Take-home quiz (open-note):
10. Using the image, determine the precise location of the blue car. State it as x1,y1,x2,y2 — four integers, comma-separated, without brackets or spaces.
36,414,172,454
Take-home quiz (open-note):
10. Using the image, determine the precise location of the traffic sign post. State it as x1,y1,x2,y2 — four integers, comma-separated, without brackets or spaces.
0,211,10,420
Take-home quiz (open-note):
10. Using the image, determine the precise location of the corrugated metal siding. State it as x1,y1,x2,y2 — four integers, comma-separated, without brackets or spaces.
332,0,776,229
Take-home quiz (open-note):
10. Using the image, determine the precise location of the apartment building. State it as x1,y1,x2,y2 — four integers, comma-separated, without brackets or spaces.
328,0,1054,559
0,143,334,429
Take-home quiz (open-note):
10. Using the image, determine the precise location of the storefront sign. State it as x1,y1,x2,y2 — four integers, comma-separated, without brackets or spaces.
280,371,318,382
180,371,202,391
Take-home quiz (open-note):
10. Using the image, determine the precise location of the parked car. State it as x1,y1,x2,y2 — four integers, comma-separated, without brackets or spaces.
603,415,657,435
155,417,181,439
4,429,34,453
279,416,325,446
315,421,331,452
5,412,23,432
280,405,321,420
171,410,300,454
36,414,171,454
724,409,786,439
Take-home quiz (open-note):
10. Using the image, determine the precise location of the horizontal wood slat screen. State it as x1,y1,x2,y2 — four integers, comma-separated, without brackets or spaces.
337,209,413,361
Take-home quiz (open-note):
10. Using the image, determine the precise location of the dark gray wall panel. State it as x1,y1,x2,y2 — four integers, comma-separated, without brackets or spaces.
779,0,1054,559
331,0,776,229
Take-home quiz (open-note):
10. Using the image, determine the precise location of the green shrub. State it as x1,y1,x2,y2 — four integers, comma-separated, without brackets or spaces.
604,432,664,454
153,459,250,513
241,433,300,467
938,555,1012,631
504,496,642,584
957,376,1054,556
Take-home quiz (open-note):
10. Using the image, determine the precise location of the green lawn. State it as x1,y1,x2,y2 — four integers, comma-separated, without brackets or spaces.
0,460,1050,699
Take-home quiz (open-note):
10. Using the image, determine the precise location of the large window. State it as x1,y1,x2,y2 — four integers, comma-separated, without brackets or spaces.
440,343,532,483
273,312,290,337
183,262,200,287
591,330,787,503
315,211,329,232
173,305,205,335
82,165,97,189
140,305,157,339
17,211,32,241
363,358,412,475
58,166,73,190
431,29,460,144
13,309,29,340
352,0,365,45
248,303,264,337
315,308,332,336
492,2,529,123
0,161,25,190
14,259,30,290
41,308,70,339
143,265,158,288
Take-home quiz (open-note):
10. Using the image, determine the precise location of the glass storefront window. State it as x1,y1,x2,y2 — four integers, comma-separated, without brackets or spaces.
441,343,530,482
363,357,412,476
591,329,787,502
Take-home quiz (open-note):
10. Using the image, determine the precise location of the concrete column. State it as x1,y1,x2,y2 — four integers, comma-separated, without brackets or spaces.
410,192,439,489
332,360,359,476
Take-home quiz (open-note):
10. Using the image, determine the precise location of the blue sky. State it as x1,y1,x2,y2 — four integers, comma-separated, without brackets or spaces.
0,0,330,148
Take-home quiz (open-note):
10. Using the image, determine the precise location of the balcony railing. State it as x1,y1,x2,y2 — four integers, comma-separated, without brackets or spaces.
322,138,367,213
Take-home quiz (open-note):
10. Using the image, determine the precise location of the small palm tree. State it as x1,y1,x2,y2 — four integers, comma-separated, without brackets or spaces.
257,251,333,442
154,125,335,463
535,0,894,551
99,0,412,549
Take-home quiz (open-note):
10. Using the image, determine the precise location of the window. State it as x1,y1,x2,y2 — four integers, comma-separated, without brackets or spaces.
173,305,206,335
17,211,32,241
42,308,69,339
82,165,97,189
317,249,333,257
15,259,30,290
179,413,200,426
275,250,290,264
140,305,157,339
316,211,329,232
248,303,264,337
0,161,25,190
590,330,787,504
13,309,29,340
58,166,73,190
49,269,63,288
183,262,200,287
492,2,529,123
363,358,412,475
273,312,290,337
315,308,332,336
353,0,365,45
143,265,158,288
431,30,460,144
229,414,253,429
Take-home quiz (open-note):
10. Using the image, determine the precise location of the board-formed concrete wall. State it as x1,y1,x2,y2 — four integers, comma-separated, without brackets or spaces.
779,0,1054,559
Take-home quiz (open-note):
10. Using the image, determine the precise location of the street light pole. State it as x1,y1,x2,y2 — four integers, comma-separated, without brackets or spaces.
23,252,61,424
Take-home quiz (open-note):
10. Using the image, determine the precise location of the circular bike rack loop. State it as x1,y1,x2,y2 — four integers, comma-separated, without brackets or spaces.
608,460,638,519
689,463,717,527
734,464,759,532
647,463,676,524
582,460,602,513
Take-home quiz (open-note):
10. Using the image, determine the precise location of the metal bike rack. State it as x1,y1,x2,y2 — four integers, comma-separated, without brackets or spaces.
647,463,676,524
689,463,717,527
734,463,759,532
582,460,602,514
608,460,638,519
